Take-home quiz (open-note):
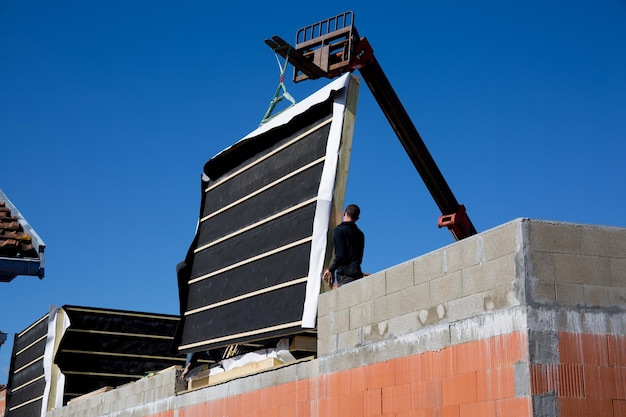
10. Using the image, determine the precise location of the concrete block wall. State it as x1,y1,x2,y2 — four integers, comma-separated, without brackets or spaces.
524,221,626,416
317,218,526,357
41,218,626,417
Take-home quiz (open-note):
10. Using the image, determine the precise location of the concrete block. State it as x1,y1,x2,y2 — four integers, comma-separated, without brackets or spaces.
443,235,481,274
317,288,337,317
608,287,626,307
583,285,611,307
362,321,389,345
336,279,362,310
527,221,583,254
482,220,520,261
330,308,349,335
529,279,556,304
483,286,520,310
582,225,626,258
610,257,626,286
316,313,331,339
317,335,337,356
386,290,404,319
514,361,532,397
555,282,585,307
400,281,430,314
416,304,447,327
350,300,373,329
450,306,527,344
385,260,414,293
447,292,484,322
359,270,386,301
552,253,612,285
337,328,361,351
410,324,451,352
388,311,420,337
529,251,555,282
528,330,558,363
414,250,444,283
482,252,519,289
372,295,389,323
532,393,558,417
460,263,485,296
430,271,462,305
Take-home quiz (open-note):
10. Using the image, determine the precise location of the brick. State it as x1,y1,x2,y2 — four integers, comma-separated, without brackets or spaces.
382,383,413,414
559,398,614,417
559,332,610,366
583,365,620,400
441,372,477,406
440,404,460,417
476,366,516,401
363,388,382,416
459,400,496,417
367,360,395,390
494,397,532,417
608,335,626,367
614,399,626,417
427,347,457,379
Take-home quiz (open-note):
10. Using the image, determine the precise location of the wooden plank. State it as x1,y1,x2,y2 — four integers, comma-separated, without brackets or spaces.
189,357,281,389
289,335,317,352
67,386,114,404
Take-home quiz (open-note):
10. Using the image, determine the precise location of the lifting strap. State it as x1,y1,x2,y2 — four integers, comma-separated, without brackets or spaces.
260,49,296,125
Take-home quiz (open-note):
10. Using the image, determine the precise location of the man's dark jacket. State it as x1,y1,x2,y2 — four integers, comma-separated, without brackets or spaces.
329,221,365,280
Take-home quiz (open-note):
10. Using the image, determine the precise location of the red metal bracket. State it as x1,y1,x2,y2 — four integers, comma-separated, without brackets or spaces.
438,205,476,241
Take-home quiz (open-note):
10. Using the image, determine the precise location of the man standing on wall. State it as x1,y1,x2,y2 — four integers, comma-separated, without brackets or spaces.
323,204,365,288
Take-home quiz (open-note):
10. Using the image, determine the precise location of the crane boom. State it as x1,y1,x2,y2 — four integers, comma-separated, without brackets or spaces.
266,11,477,240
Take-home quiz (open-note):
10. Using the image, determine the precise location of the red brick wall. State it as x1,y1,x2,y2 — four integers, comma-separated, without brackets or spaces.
532,332,626,417
174,332,531,417
0,386,6,417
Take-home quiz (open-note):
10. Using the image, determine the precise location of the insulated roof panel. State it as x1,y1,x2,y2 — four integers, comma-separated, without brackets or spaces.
177,74,360,354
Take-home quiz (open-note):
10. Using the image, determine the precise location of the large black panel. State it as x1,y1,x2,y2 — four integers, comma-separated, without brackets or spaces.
176,74,359,354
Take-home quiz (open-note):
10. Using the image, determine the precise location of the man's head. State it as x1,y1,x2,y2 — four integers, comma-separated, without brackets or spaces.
344,204,360,222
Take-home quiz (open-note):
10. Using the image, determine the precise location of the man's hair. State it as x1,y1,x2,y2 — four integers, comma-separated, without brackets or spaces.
345,204,360,221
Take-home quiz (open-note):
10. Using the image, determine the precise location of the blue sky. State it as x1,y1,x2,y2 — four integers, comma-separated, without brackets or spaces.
1,1,625,382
